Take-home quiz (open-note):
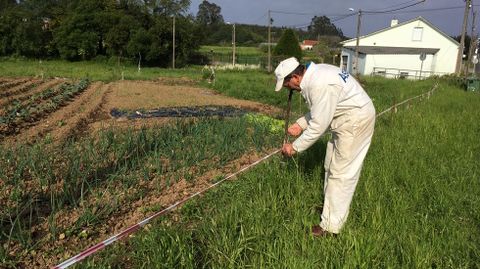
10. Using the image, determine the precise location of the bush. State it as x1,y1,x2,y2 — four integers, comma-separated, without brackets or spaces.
273,29,302,61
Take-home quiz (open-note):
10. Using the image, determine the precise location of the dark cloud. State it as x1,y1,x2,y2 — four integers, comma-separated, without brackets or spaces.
189,0,476,38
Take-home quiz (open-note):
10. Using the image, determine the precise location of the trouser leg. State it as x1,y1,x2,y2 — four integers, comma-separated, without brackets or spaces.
320,105,375,233
323,138,334,192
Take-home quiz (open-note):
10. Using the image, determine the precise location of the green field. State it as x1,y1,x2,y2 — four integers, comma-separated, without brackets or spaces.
0,57,204,81
0,59,478,268
199,46,264,56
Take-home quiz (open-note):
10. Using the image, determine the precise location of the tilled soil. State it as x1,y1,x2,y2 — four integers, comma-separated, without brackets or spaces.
0,79,63,108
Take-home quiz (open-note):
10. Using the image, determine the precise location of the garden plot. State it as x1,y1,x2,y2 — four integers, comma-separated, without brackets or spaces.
0,116,283,268
0,77,281,145
0,77,283,268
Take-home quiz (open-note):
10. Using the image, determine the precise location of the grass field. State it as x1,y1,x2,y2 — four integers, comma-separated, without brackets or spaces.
77,81,480,268
199,46,263,56
0,57,203,81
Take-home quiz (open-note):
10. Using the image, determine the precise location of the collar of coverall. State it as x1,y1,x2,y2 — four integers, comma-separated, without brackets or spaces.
299,61,314,92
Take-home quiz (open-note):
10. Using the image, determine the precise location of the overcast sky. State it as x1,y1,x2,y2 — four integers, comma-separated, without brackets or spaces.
188,0,479,38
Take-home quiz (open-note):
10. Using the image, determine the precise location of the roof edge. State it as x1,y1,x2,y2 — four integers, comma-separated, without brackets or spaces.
340,16,460,46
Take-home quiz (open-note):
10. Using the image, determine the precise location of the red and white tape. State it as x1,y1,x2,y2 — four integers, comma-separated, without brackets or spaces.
53,149,281,269
53,84,438,268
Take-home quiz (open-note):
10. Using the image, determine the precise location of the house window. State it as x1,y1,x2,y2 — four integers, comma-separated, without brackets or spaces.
341,55,348,71
412,27,423,41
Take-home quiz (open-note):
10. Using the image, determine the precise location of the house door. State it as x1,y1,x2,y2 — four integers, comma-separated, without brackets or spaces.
341,55,348,72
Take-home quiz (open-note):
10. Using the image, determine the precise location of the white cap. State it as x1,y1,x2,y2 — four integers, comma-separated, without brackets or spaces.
274,57,300,92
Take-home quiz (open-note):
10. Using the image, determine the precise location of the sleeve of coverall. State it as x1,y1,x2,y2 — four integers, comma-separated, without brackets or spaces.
295,113,311,130
292,86,339,153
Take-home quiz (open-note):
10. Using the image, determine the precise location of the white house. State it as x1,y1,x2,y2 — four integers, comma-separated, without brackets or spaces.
340,17,459,79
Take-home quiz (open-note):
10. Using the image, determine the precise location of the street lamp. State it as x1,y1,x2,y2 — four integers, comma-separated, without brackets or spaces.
227,22,236,66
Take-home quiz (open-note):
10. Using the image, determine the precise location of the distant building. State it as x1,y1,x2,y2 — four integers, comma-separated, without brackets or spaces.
300,40,319,50
340,17,459,79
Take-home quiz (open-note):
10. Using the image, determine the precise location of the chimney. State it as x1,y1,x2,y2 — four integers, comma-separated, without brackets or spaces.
391,19,399,27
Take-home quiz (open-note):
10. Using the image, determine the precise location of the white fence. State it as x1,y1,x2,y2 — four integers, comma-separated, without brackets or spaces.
372,67,449,80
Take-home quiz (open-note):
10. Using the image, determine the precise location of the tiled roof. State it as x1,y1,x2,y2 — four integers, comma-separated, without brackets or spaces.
302,40,319,46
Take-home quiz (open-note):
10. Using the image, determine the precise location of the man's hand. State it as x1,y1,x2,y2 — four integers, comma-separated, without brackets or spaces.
288,123,303,137
282,143,297,157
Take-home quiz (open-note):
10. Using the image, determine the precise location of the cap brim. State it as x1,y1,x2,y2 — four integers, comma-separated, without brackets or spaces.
274,79,284,92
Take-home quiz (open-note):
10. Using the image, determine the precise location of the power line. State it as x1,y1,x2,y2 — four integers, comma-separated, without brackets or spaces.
363,0,427,14
251,12,268,24
369,0,422,12
363,5,480,16
331,13,357,23
270,10,350,17
275,12,356,29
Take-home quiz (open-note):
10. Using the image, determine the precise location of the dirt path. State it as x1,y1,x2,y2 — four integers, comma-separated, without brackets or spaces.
0,78,30,92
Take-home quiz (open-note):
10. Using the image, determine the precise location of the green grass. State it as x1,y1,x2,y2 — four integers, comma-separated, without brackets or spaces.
0,58,203,81
199,46,263,56
77,82,480,268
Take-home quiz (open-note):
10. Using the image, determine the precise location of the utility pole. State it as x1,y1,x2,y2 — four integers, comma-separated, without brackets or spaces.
232,23,236,66
354,9,362,77
268,10,272,72
172,16,176,69
456,0,471,75
466,11,477,77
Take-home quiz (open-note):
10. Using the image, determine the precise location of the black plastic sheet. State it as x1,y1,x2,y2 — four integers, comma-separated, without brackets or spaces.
110,106,248,119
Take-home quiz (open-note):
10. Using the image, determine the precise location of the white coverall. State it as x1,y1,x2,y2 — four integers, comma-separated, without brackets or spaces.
292,63,375,234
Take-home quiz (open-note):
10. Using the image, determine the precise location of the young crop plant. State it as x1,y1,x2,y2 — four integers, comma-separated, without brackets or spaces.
0,115,282,267
0,79,90,137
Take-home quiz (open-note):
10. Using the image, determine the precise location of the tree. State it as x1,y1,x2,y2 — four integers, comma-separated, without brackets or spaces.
0,0,16,10
145,0,191,16
196,0,223,26
0,3,17,55
274,29,302,60
307,16,344,39
105,14,140,57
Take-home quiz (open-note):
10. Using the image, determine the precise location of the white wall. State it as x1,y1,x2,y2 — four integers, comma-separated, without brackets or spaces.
365,54,438,79
342,18,458,74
